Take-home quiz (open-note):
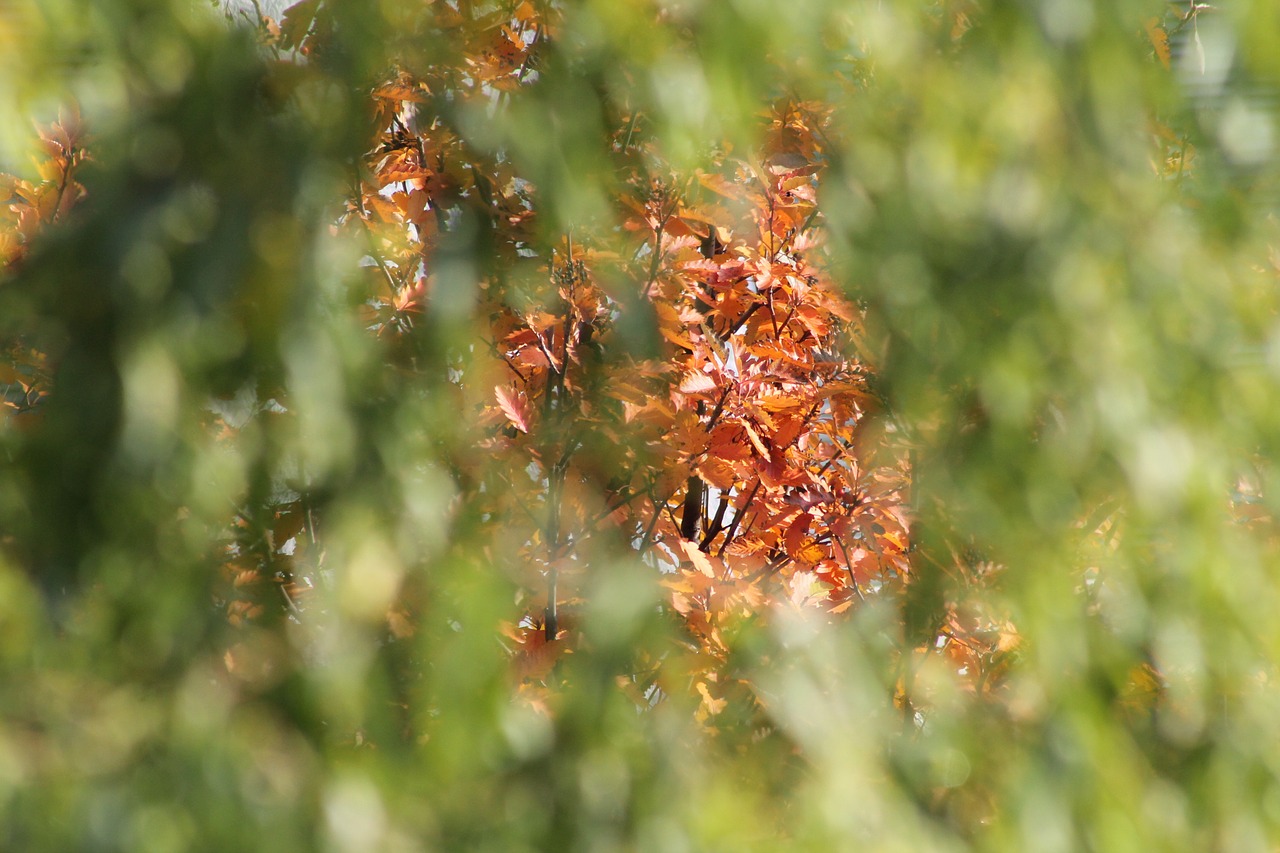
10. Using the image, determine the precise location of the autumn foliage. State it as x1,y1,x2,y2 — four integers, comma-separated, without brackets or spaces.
0,0,1028,742
0,113,84,422
253,0,988,724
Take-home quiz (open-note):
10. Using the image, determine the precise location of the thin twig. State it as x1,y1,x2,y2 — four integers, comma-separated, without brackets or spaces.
716,478,762,558
832,533,867,602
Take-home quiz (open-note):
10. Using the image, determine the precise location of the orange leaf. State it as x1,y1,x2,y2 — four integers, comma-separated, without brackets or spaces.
655,301,695,350
742,421,770,458
708,427,751,461
797,542,827,566
845,547,877,584
515,638,566,682
678,538,719,578
494,385,530,432
784,512,812,560
678,371,718,395
696,681,728,716
1144,18,1171,70
697,171,744,200
514,348,551,369
696,456,737,490
373,75,430,102
513,0,537,22
771,415,804,450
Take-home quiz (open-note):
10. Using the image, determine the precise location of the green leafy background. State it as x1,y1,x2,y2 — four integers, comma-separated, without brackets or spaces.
3,0,1280,850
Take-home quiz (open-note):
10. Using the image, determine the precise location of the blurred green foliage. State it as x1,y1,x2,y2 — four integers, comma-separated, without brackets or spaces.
4,0,1280,850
